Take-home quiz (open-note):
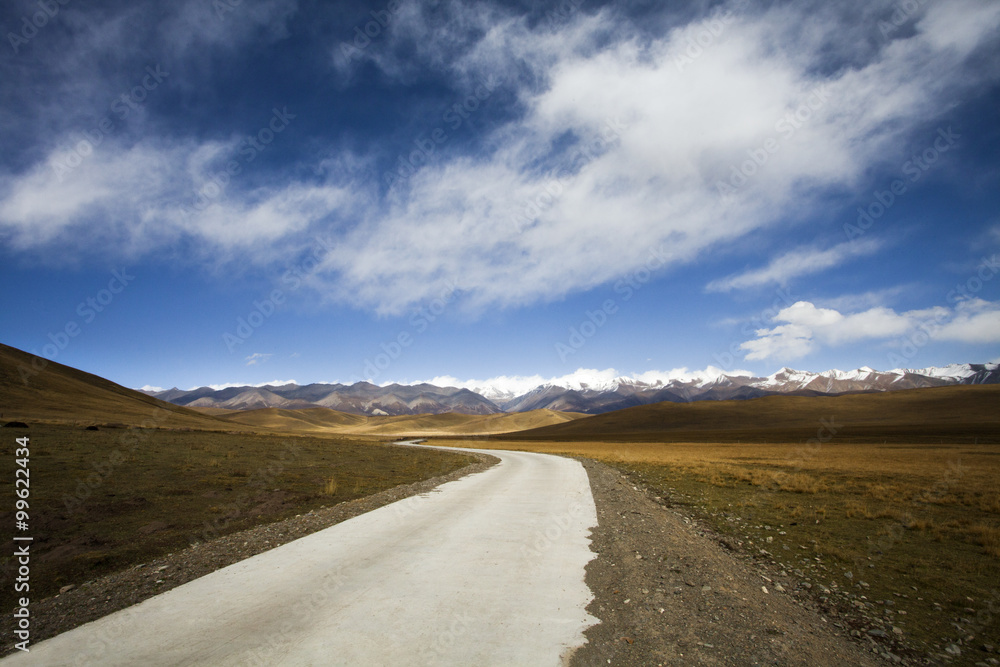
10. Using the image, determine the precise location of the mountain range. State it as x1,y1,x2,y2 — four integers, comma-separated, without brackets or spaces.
142,363,1000,416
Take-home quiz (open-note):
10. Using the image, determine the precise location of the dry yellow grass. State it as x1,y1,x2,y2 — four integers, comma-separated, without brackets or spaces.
218,406,588,436
970,524,1000,557
439,439,998,505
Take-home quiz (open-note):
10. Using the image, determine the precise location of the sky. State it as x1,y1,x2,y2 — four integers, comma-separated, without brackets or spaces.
1,0,999,393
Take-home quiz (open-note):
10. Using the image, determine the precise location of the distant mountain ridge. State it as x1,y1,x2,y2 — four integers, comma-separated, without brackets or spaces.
143,363,1000,416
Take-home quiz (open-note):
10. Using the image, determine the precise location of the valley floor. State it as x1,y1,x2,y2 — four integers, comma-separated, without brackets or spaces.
6,451,911,666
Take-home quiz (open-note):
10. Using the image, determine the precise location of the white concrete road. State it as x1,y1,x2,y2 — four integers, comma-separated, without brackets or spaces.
4,443,599,666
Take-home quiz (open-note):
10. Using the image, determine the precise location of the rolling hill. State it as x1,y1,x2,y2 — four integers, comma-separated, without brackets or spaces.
0,343,248,431
214,406,587,436
497,384,1000,444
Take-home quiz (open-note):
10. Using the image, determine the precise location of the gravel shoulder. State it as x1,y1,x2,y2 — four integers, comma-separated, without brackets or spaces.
572,458,885,667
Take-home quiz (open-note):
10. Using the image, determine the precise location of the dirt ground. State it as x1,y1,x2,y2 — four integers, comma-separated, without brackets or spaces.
572,458,889,666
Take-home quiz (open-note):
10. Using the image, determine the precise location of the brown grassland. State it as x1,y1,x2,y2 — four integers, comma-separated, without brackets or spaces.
0,423,478,611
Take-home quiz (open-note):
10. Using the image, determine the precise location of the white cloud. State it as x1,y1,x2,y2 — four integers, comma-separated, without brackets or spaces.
139,385,165,392
740,299,1000,361
245,353,273,366
0,139,354,260
934,299,1000,344
707,239,882,292
817,286,911,312
309,0,1000,313
2,1,999,314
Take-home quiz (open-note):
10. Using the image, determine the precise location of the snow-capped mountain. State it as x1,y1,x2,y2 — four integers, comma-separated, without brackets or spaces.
142,363,999,416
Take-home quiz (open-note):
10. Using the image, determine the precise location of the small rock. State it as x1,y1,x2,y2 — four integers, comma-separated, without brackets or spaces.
702,585,712,593
945,644,962,656
59,584,75,594
868,629,887,638
762,586,769,594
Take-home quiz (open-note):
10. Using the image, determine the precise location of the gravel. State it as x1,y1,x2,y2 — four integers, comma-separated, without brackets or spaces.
571,458,886,666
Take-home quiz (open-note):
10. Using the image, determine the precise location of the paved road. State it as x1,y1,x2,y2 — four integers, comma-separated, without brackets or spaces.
4,443,599,666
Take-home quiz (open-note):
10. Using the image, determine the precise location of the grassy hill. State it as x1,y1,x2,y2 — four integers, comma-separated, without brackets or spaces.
497,384,1000,444
0,343,249,431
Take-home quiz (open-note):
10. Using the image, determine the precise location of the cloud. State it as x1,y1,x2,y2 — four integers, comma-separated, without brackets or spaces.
934,299,1000,344
707,239,882,292
2,0,999,315
816,285,911,312
0,139,355,260
740,298,1000,361
309,0,1000,313
245,352,273,366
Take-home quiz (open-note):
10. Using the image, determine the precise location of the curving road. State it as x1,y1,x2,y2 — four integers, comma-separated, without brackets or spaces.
4,443,599,666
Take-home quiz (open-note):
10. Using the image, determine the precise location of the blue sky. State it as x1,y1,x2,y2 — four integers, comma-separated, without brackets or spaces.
1,0,999,392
